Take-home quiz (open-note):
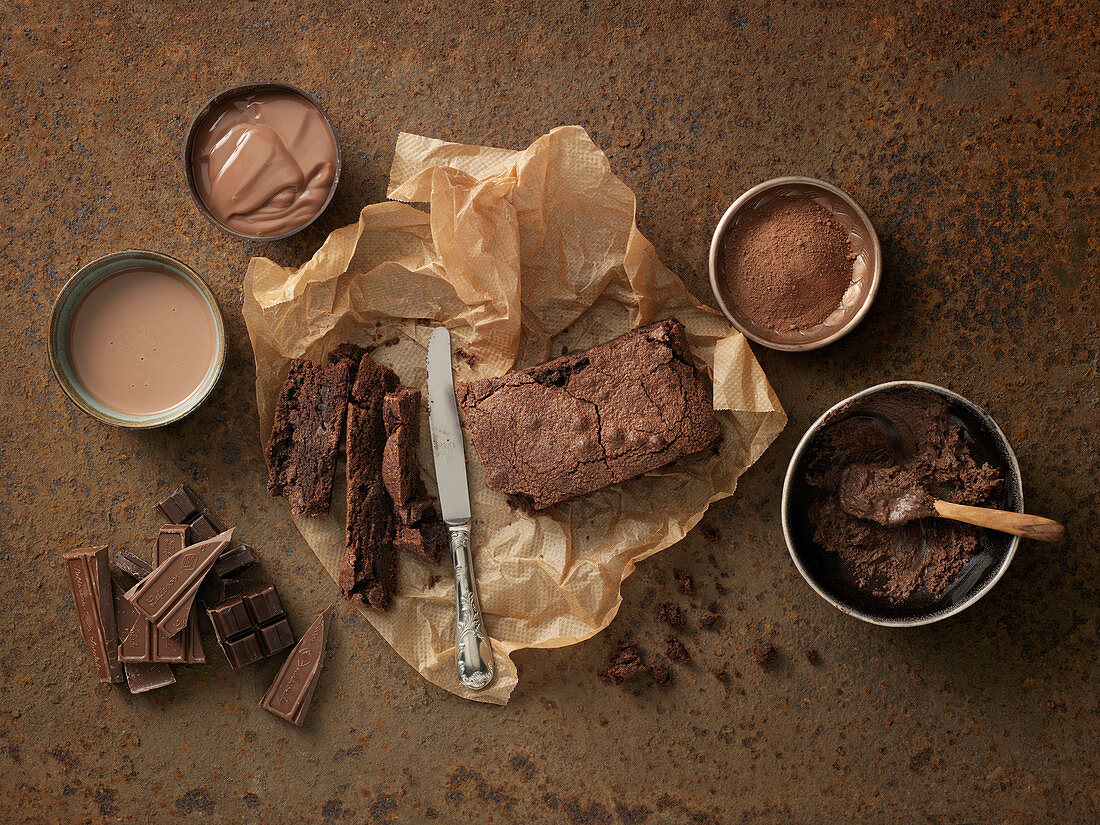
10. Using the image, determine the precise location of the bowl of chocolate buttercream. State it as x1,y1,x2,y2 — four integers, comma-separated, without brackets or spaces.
184,82,341,241
709,176,880,351
782,381,1023,626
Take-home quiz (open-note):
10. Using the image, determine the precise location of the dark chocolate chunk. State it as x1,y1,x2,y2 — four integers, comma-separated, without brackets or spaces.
260,605,334,726
214,544,257,579
455,319,723,512
341,353,399,610
266,354,358,517
124,530,233,637
123,662,176,694
154,483,225,534
63,545,123,684
206,584,295,669
114,548,153,579
188,514,220,542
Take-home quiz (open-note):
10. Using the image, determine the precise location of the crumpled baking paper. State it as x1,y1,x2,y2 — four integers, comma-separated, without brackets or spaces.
242,126,786,704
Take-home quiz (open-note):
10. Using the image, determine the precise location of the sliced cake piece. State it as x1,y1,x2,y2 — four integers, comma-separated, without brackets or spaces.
340,353,399,610
265,345,362,517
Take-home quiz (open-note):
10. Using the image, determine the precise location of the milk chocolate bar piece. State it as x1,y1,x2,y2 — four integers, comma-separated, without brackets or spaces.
63,545,123,684
114,530,205,664
153,526,206,663
154,483,226,539
123,662,176,694
207,583,295,669
115,548,153,579
260,605,334,726
214,544,257,579
266,352,358,517
124,529,233,637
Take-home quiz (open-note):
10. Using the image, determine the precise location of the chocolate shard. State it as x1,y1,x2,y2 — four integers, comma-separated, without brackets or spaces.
114,548,153,579
266,354,358,517
123,662,176,694
260,605,335,726
152,526,205,664
341,353,399,610
124,529,233,637
214,544,258,579
63,545,123,684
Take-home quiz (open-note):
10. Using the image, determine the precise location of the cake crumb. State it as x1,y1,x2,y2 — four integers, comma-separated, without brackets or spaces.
751,642,778,668
427,575,441,589
650,660,673,687
699,613,719,630
656,602,685,629
805,648,819,664
665,636,690,664
712,668,728,682
701,524,720,543
598,643,648,685
673,568,695,596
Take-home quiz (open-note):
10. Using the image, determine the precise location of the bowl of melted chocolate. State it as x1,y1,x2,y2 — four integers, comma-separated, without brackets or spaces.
782,381,1023,626
184,82,341,240
709,177,880,351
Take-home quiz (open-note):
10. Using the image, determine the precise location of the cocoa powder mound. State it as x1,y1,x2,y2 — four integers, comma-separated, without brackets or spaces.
720,195,853,332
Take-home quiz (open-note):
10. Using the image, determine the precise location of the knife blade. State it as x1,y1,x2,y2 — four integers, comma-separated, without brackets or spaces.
426,326,471,524
425,326,494,691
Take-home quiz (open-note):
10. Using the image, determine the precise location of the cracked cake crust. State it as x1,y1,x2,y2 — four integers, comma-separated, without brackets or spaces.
455,318,723,512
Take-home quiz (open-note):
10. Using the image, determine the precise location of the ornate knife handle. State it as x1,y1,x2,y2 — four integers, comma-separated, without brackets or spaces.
449,522,494,690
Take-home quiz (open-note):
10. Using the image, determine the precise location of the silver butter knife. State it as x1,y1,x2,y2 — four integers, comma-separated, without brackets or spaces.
426,327,494,691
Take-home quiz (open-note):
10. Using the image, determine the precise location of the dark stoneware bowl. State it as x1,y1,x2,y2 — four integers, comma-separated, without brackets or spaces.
782,380,1023,626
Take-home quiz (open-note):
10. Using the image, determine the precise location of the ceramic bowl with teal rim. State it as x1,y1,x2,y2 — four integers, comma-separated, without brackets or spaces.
48,250,226,428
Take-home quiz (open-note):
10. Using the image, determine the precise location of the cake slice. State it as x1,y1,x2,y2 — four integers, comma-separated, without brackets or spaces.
265,345,363,517
455,318,723,512
340,353,399,610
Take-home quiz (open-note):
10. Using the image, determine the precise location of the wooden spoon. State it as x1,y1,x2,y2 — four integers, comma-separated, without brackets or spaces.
838,464,1064,542
928,499,1064,542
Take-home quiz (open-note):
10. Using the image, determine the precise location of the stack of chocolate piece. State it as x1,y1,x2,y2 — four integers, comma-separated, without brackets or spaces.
266,344,446,612
63,483,334,726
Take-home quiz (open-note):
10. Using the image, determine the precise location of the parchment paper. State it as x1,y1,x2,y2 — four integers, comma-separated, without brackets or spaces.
242,126,786,704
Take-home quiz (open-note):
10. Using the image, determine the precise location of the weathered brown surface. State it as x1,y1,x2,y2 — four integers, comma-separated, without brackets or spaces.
1,1,1097,822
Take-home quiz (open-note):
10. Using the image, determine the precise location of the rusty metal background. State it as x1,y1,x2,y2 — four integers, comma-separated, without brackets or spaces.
1,1,1097,822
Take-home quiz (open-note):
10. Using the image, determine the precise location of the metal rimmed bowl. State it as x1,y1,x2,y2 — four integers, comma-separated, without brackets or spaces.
781,381,1023,626
183,81,342,241
48,250,226,428
709,176,881,351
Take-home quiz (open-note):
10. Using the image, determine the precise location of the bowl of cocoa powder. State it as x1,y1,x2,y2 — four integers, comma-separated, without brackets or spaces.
781,382,1023,626
709,177,880,350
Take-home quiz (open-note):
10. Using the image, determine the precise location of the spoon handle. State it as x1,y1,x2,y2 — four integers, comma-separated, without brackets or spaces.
932,500,1064,542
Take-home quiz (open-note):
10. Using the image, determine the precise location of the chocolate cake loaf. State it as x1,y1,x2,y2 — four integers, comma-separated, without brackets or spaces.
455,318,723,512
266,345,363,517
